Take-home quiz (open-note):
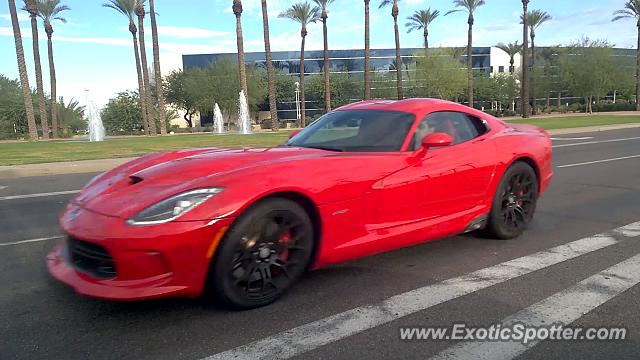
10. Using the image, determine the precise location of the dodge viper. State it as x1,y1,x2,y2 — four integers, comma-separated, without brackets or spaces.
47,98,553,309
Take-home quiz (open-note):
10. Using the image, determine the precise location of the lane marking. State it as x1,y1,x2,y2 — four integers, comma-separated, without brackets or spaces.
0,190,79,201
431,253,640,360
203,222,640,360
0,236,64,247
0,186,7,190
553,136,640,148
557,154,640,168
551,136,594,141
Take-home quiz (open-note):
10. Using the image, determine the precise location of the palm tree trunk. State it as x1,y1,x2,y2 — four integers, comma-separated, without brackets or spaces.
510,57,514,74
46,32,58,138
149,0,167,135
521,0,530,118
530,34,537,115
8,0,37,140
466,19,473,108
322,16,331,112
29,10,49,139
423,27,429,49
234,4,248,100
300,30,307,127
138,15,156,135
261,0,279,131
393,16,403,100
557,91,562,109
132,30,149,135
636,24,640,111
363,0,371,100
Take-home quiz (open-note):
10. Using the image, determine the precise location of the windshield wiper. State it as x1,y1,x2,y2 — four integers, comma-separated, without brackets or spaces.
303,145,344,152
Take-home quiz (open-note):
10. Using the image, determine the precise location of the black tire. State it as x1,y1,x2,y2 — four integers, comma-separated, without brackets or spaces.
485,162,539,240
208,198,314,309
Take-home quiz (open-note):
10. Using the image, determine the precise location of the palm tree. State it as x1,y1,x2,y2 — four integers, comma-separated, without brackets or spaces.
521,9,551,115
233,0,248,101
406,8,440,49
261,0,279,131
312,0,334,113
23,0,49,139
496,42,521,73
363,0,371,100
8,0,38,140
103,0,149,135
380,0,404,100
37,0,69,139
612,0,640,111
135,0,155,135
149,0,166,135
446,0,486,108
521,0,530,118
279,2,320,127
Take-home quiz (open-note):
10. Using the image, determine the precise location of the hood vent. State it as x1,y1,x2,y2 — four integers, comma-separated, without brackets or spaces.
129,176,143,185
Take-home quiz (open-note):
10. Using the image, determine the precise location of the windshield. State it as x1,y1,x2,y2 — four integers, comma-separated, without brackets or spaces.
286,110,415,152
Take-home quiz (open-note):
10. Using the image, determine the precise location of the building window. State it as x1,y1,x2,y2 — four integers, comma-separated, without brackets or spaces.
498,66,505,73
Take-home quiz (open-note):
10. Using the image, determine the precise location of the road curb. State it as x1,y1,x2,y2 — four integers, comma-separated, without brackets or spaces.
546,123,640,135
0,158,135,179
1,123,640,179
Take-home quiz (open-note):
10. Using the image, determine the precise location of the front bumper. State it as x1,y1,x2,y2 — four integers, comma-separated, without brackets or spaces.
47,205,234,301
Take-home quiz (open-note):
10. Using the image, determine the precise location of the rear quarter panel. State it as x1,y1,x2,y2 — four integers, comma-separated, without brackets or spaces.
487,124,553,206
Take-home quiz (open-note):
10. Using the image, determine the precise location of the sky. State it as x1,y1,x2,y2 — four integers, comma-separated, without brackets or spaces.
0,0,636,108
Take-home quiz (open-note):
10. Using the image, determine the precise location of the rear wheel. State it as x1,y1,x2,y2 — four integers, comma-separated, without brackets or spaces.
485,162,538,239
208,198,314,309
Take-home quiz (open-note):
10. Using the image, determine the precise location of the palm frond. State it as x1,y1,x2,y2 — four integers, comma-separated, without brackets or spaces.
37,0,70,23
611,7,637,22
405,8,440,32
102,0,136,20
378,0,395,10
278,2,321,26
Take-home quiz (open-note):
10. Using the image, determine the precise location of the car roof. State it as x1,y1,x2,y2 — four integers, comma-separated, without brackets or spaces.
334,98,458,113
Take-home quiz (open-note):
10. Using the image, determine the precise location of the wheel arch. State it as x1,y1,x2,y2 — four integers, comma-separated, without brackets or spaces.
510,156,541,190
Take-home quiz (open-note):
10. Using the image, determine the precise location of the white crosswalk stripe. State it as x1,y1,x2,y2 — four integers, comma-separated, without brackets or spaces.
431,253,640,360
203,221,640,360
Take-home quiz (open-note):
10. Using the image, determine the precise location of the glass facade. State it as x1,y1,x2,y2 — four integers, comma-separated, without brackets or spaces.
183,47,494,121
183,47,494,76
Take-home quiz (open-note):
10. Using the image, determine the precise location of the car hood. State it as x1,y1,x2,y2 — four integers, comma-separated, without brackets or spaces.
73,146,333,219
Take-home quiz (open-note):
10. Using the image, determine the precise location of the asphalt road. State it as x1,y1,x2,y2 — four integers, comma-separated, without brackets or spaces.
1,128,640,360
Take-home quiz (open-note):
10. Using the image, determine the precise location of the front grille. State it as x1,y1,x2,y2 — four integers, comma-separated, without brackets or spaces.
67,237,117,279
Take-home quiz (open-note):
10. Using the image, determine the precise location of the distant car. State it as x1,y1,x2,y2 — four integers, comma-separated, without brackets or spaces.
48,98,553,309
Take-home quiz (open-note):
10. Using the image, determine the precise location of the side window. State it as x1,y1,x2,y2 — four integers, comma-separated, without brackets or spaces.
412,112,487,150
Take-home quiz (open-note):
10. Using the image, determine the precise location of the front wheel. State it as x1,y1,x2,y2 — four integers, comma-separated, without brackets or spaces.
485,162,539,240
208,198,314,309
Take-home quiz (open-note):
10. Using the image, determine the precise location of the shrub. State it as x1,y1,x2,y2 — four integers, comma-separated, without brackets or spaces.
260,119,287,130
592,101,635,112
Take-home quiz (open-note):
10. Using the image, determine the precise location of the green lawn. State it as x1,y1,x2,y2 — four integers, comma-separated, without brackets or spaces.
1,114,639,166
507,114,640,130
0,132,291,166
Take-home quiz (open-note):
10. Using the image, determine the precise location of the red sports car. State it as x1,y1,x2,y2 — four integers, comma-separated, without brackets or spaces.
48,99,553,309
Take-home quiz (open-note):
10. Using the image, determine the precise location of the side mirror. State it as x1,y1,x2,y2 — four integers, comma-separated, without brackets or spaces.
289,129,302,139
421,132,453,149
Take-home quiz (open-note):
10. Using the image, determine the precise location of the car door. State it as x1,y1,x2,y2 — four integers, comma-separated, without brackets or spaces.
376,111,497,227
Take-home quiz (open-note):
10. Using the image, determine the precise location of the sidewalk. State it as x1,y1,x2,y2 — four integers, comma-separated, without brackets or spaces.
1,123,639,179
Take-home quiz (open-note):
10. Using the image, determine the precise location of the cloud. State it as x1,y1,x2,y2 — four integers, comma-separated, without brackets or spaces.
0,13,29,23
156,26,232,39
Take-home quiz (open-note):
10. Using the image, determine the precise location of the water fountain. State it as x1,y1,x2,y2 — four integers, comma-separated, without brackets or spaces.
86,99,105,142
237,90,252,135
213,103,224,134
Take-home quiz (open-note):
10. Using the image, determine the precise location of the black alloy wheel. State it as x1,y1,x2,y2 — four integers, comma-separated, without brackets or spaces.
209,198,314,309
485,162,539,240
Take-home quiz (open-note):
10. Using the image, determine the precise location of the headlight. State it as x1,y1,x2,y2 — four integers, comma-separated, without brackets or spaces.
127,188,223,226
